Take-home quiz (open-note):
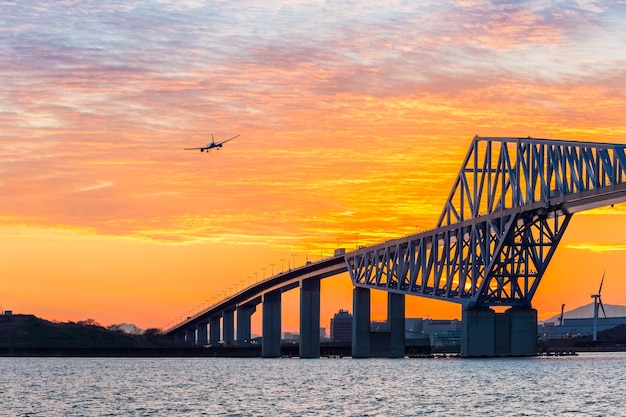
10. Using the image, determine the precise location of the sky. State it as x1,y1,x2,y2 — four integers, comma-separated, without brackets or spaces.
1,0,626,332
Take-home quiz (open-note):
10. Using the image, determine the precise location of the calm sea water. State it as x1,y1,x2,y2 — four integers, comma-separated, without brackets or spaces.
1,352,624,416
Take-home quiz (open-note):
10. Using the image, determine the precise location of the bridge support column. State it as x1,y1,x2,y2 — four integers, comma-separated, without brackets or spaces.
185,328,196,345
300,278,321,358
209,316,221,345
262,290,281,358
352,287,371,358
388,292,405,358
223,309,235,347
237,303,258,346
461,307,538,357
196,322,208,346
494,311,511,355
461,308,495,357
508,308,537,356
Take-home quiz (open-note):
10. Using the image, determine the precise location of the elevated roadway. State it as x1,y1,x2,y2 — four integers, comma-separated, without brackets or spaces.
164,255,347,341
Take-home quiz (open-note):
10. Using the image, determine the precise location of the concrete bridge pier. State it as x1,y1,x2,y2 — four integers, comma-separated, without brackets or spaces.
185,328,196,345
461,308,495,357
262,290,281,358
509,307,538,356
196,322,208,346
461,307,537,357
352,288,406,358
237,301,259,346
300,278,321,358
209,315,221,345
223,309,235,346
388,292,405,358
352,287,371,358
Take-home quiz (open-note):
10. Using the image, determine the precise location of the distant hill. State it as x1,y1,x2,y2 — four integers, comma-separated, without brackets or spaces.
0,314,258,357
0,314,170,348
0,314,136,347
544,302,626,323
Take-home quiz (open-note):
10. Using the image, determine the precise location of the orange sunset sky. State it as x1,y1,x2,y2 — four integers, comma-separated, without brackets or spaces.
1,1,626,333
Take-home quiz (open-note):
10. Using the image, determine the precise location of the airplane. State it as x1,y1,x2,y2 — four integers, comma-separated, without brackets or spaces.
184,134,240,152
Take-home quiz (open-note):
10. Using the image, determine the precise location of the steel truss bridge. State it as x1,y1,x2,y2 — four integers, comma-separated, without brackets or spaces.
346,136,626,308
166,136,626,353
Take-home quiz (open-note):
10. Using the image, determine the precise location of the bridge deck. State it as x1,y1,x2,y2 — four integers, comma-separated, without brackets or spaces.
164,255,347,336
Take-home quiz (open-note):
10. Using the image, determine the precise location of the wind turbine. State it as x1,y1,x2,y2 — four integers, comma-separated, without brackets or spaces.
591,272,607,342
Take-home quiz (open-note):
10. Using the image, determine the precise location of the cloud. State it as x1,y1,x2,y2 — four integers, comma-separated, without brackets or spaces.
75,181,114,193
1,0,626,250
564,243,626,253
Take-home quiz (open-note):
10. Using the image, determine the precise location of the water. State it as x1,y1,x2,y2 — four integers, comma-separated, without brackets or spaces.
1,353,624,416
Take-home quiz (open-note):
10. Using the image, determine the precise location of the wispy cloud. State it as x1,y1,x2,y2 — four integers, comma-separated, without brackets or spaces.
2,0,626,326
564,243,626,253
75,181,114,193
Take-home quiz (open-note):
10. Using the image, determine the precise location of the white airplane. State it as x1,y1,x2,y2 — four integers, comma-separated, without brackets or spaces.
184,134,240,152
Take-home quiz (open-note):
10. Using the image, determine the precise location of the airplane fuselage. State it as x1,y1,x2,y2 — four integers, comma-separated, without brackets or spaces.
185,134,239,153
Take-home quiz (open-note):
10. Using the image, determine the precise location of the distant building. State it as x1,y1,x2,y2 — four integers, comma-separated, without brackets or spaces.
423,319,460,336
539,317,626,340
320,327,327,341
405,318,424,339
330,309,352,342
406,318,461,349
431,331,461,349
370,320,388,332
282,332,299,342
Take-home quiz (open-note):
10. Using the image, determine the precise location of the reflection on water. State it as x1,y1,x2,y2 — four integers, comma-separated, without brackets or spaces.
1,352,624,416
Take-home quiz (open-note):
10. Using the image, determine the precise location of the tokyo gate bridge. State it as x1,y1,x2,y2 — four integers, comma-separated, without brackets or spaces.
165,136,626,357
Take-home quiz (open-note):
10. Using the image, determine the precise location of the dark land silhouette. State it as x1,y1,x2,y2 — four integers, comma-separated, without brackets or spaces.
3,313,626,356
539,323,626,353
0,314,257,357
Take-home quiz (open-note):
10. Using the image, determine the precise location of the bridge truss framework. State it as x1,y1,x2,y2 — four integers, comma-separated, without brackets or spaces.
346,136,626,308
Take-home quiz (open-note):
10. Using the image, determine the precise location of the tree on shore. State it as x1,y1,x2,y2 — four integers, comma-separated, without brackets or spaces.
76,318,102,327
143,328,162,337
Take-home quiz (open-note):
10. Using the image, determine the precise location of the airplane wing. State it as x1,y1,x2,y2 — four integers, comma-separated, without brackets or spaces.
216,134,240,146
184,134,238,151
